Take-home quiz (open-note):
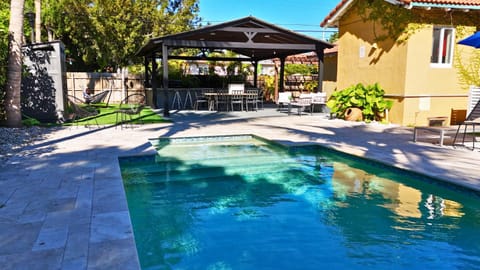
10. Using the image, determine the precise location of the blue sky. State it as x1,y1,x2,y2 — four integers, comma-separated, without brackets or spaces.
197,0,340,40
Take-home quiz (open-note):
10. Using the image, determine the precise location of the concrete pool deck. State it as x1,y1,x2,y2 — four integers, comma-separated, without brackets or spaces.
1,106,479,269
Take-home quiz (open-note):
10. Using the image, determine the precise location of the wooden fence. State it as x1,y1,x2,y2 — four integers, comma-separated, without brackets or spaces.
67,72,145,104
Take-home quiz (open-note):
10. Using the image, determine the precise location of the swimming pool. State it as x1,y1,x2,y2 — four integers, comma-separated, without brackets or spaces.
119,135,480,270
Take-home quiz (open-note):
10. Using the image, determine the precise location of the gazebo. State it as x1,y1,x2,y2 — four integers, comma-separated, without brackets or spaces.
136,16,333,116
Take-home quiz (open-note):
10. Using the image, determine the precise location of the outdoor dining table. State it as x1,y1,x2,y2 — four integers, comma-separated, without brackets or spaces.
203,92,257,111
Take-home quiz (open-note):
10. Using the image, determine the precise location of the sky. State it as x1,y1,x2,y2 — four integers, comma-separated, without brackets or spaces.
197,0,340,41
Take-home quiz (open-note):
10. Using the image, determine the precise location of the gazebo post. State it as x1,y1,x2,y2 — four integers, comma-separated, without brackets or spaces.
162,43,170,117
252,60,258,88
143,56,150,88
279,56,286,92
151,55,158,109
316,46,325,92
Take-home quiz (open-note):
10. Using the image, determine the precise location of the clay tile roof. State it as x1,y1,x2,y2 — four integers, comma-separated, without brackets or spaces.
401,0,480,4
320,0,350,28
321,0,480,27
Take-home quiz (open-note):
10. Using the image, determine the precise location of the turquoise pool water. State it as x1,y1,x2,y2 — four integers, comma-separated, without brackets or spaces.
120,135,480,270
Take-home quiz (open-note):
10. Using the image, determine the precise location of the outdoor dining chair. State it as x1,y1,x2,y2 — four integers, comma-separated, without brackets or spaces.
215,90,229,111
256,88,264,110
245,89,259,111
115,93,146,129
194,90,208,110
230,90,244,111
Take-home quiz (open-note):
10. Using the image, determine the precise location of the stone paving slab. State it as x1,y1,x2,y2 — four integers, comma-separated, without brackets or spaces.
0,107,479,269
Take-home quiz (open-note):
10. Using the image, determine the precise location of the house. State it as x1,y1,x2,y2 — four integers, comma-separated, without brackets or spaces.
184,59,275,76
274,50,338,95
321,0,480,126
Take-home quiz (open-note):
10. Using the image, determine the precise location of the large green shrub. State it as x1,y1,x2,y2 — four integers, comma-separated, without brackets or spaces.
284,63,318,75
326,83,393,121
259,75,275,101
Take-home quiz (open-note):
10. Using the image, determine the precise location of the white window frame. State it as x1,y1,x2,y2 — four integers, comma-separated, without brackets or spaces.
430,26,455,68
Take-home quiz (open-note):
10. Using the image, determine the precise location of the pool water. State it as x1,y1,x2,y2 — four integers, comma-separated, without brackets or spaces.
119,135,480,270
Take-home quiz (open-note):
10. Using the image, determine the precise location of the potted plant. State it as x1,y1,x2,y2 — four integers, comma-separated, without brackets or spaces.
326,83,393,122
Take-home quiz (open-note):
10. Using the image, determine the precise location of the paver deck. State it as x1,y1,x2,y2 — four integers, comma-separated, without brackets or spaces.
1,107,479,269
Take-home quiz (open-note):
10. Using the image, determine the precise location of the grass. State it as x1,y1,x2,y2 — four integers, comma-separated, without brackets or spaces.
64,103,169,126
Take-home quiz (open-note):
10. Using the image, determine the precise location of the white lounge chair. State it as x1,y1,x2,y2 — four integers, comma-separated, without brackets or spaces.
277,91,292,111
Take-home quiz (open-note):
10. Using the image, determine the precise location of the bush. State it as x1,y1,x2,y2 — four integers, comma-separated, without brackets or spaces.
304,80,318,92
326,83,393,121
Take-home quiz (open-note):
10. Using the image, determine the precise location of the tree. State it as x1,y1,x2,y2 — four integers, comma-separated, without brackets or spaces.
42,0,200,71
4,0,25,127
328,31,339,43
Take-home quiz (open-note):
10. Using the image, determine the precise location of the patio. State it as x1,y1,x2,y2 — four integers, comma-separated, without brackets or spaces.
1,106,479,269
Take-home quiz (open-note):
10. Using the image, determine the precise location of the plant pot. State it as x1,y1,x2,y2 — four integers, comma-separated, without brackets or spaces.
344,107,363,121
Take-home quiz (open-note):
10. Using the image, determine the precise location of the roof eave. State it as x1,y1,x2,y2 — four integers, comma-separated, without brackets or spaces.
408,3,480,10
320,0,355,28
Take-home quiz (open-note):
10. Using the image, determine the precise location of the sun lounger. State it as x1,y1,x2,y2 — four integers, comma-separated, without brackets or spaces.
453,90,480,150
453,99,480,150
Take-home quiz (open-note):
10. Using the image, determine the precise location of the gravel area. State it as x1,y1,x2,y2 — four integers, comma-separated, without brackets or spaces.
0,126,51,162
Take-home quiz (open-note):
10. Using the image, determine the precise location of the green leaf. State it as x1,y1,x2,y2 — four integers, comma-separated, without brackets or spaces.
326,82,393,121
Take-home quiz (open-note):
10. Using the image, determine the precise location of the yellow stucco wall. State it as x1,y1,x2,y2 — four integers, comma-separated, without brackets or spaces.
336,10,407,94
397,25,472,126
323,52,337,83
322,52,338,98
399,97,467,126
335,3,478,126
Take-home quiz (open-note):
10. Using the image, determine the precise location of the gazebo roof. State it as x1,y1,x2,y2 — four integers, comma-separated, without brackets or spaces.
137,16,334,61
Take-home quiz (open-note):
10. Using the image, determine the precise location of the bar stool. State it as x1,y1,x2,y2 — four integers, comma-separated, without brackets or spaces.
183,89,193,109
171,90,182,110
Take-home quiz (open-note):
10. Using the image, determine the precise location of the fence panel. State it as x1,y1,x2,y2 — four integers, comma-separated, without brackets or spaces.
67,72,145,104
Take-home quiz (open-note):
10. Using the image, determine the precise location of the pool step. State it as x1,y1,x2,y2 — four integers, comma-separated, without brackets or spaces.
122,160,321,185
123,153,295,173
125,154,316,175
155,143,285,158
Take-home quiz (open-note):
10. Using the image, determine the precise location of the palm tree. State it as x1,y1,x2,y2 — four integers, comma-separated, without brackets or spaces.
35,0,41,42
4,0,25,127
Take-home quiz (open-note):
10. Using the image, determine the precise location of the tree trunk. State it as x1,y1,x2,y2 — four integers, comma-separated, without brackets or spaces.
35,0,41,43
5,0,25,127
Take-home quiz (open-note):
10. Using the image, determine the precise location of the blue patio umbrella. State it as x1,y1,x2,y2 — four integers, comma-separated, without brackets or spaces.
458,32,480,48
